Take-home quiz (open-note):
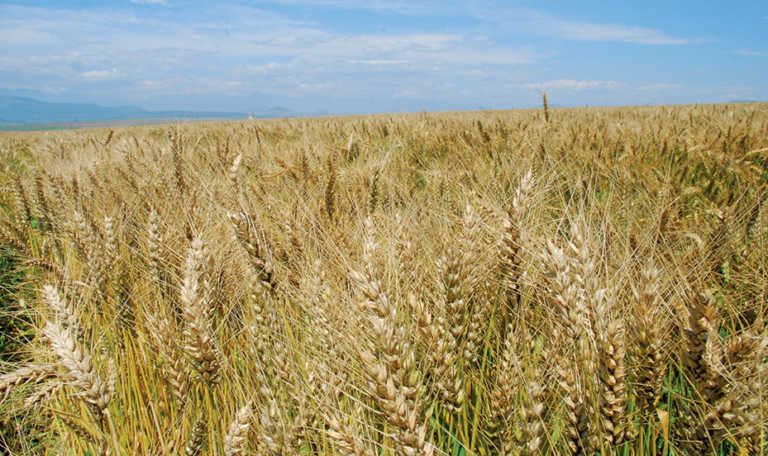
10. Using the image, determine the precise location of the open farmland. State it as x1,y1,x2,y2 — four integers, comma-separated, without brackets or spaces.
0,103,767,455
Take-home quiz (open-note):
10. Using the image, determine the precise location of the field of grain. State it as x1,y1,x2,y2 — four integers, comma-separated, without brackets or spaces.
0,103,766,455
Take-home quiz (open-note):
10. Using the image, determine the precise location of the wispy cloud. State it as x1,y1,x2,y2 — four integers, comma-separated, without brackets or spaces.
515,80,686,94
518,80,625,90
551,20,689,45
257,0,445,15
82,68,119,80
349,59,408,65
130,0,168,5
468,7,690,45
636,83,680,91
0,28,57,45
734,49,767,57
516,80,686,92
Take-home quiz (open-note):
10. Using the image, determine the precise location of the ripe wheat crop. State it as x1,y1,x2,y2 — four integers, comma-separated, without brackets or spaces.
0,103,767,455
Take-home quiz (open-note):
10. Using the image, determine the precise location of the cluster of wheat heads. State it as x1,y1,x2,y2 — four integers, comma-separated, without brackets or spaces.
0,103,767,455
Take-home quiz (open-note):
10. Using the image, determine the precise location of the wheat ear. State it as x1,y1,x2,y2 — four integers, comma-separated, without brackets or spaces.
600,319,628,448
180,237,220,385
184,413,207,456
42,285,110,414
224,402,253,456
0,364,58,400
631,264,667,417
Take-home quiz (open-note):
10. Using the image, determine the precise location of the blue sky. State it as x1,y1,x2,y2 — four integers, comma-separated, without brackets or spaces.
0,1,765,114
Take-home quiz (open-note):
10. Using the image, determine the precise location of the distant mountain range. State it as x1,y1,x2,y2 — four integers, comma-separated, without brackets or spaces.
0,96,299,127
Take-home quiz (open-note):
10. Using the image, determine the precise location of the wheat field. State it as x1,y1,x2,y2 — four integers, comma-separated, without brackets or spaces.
0,103,766,455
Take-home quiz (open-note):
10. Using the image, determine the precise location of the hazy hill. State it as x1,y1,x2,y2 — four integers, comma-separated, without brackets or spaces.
0,96,251,125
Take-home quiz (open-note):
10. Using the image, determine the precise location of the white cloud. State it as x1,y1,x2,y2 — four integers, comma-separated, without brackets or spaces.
468,7,690,45
519,80,625,90
636,83,680,91
734,49,767,57
0,28,57,45
394,88,421,98
258,0,442,15
239,62,288,75
516,80,686,93
306,34,461,58
349,59,408,65
552,21,688,45
82,68,118,80
297,82,337,92
130,0,168,5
